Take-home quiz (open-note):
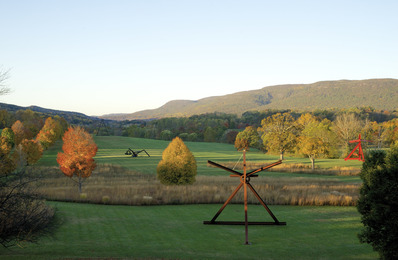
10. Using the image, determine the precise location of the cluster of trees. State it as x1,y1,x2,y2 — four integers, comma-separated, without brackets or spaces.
122,113,243,143
0,109,67,134
0,115,67,247
1,114,67,169
121,108,398,147
235,112,398,169
121,109,398,170
1,107,99,192
0,70,69,247
1,111,97,247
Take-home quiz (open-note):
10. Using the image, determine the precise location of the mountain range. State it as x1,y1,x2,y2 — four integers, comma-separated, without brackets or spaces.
1,79,397,122
101,78,398,121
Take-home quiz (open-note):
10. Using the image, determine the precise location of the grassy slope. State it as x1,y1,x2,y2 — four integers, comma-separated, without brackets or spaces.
39,136,363,176
0,202,377,259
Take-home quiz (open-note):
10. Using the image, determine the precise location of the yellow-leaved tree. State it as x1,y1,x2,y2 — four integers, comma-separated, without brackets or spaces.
258,113,297,160
234,126,259,151
19,139,43,166
157,137,197,185
36,117,62,149
296,115,337,169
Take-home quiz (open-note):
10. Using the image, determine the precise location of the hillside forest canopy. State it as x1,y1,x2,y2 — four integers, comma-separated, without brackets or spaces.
1,106,398,161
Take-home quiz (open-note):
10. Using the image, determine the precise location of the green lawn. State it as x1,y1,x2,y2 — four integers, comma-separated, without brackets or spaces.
0,202,377,259
4,137,376,258
38,136,363,177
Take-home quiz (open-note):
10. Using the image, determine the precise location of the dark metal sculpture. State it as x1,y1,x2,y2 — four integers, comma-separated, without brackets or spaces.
94,119,110,136
125,148,150,157
203,150,286,244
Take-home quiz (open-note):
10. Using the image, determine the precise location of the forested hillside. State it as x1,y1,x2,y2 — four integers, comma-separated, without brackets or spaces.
103,78,398,120
0,103,98,126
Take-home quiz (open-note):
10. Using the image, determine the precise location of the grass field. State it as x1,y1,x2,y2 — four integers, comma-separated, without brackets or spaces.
34,136,363,206
0,202,377,259
1,136,377,258
38,136,363,176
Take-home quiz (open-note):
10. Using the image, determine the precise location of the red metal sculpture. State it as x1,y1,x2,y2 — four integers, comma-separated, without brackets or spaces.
344,134,365,162
203,150,286,245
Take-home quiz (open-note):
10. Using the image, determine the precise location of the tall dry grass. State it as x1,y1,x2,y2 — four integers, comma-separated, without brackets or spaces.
215,161,361,176
30,164,360,206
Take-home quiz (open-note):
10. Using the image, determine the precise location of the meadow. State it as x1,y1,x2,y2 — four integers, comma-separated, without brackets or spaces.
0,136,376,259
35,136,363,206
39,136,363,175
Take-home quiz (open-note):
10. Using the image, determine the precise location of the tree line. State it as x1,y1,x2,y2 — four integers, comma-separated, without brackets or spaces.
237,112,383,169
121,108,398,149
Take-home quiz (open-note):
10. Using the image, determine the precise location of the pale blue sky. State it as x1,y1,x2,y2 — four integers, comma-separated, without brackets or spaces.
1,0,397,116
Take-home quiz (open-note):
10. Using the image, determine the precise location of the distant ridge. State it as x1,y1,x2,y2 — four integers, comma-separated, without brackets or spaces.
0,103,98,123
102,78,398,121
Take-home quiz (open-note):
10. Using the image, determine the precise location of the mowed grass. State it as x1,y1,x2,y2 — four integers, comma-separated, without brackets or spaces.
38,136,363,177
4,136,375,259
0,202,377,260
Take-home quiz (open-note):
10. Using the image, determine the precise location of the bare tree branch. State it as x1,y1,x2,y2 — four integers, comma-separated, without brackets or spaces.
0,168,58,248
0,68,11,96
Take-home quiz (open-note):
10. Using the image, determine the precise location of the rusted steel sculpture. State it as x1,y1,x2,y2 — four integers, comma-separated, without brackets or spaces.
203,150,286,244
344,134,366,162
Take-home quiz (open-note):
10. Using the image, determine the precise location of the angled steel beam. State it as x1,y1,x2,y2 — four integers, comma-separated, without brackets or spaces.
206,182,244,224
208,160,242,175
247,160,282,177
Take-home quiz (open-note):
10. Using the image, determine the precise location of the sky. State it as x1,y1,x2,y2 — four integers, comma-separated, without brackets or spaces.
1,1,397,116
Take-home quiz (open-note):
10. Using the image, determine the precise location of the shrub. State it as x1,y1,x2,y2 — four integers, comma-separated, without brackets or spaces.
0,168,56,247
102,195,110,204
157,137,197,185
357,147,398,259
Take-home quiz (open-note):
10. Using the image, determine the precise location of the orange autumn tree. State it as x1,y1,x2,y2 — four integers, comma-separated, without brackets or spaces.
57,126,98,193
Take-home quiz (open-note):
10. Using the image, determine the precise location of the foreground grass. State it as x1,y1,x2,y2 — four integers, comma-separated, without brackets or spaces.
0,202,377,259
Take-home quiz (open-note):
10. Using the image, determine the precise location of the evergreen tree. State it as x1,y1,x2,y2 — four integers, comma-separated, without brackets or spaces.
357,147,398,259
